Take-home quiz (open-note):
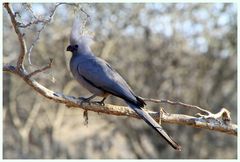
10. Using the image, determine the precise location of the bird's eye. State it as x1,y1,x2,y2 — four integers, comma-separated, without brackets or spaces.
74,45,78,49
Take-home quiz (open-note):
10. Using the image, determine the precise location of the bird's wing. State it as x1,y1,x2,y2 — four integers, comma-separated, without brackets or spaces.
77,56,139,105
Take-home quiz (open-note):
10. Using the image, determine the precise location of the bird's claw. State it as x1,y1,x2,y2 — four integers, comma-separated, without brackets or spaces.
78,97,91,105
92,101,105,106
77,96,106,106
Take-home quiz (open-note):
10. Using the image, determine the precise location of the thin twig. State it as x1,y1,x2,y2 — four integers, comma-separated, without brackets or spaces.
26,3,63,65
18,19,48,28
27,25,45,65
80,7,90,18
142,97,211,115
24,3,38,20
27,58,53,78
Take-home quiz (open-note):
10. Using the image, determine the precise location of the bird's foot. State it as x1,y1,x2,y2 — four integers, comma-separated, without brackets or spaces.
92,100,105,106
78,97,92,105
91,97,106,106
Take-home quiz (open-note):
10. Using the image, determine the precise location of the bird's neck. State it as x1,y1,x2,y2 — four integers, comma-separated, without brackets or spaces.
79,43,92,53
72,48,93,57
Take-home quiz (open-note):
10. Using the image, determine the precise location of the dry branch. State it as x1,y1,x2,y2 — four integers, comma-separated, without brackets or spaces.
27,58,53,78
3,64,237,136
4,3,27,70
3,3,237,140
142,98,211,115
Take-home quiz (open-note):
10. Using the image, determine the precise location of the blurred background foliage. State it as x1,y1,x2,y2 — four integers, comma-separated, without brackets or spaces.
3,3,237,159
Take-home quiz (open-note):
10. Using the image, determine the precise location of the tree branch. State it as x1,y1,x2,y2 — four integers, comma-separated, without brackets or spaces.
141,98,232,123
3,65,237,136
4,3,27,71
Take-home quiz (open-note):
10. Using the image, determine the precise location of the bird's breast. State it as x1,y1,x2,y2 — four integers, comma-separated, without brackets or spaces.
69,56,106,96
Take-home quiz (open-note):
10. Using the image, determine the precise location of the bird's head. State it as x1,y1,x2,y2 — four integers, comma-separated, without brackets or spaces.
66,44,78,52
66,18,93,54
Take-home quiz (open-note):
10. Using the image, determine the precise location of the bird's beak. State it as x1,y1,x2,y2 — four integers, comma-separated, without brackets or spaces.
66,45,72,52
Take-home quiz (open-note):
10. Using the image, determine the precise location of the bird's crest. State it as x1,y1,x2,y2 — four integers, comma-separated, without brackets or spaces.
70,17,94,50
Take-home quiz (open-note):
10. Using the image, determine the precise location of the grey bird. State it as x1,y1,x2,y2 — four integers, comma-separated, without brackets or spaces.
66,19,181,151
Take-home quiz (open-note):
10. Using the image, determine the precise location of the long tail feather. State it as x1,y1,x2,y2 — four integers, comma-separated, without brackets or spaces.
126,101,182,151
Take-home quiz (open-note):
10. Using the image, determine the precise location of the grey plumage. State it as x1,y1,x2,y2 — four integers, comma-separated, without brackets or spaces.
66,18,181,151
